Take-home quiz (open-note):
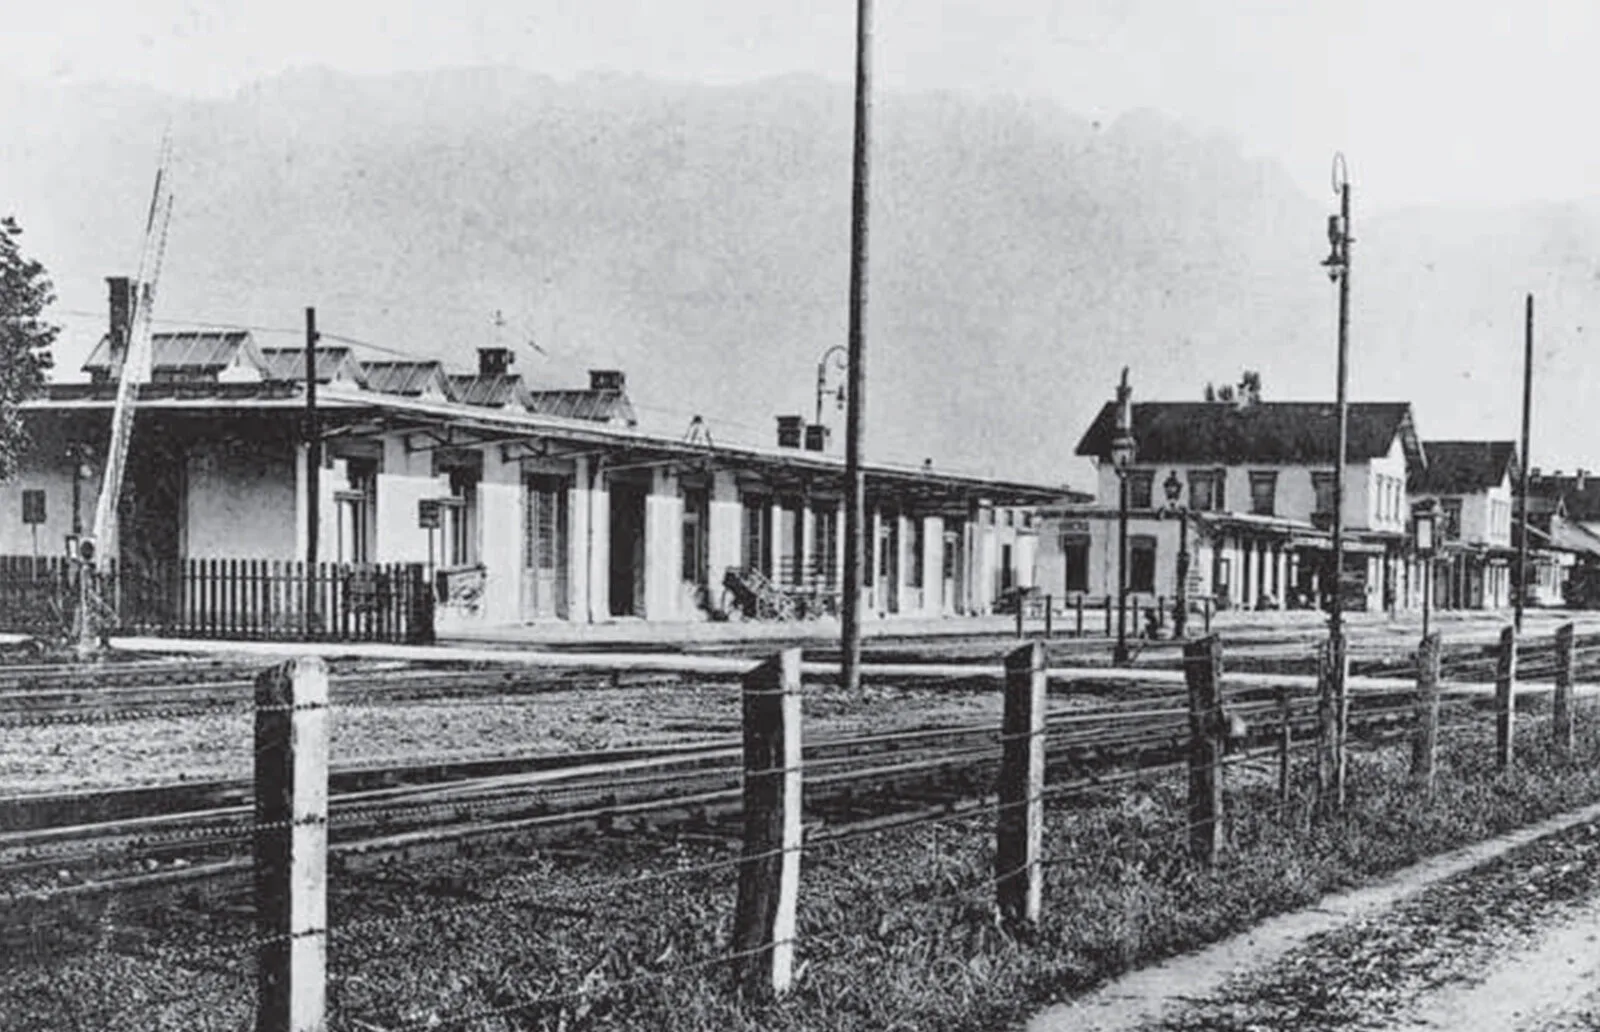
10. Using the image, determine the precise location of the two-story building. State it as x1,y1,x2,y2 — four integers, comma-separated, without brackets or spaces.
1408,441,1517,610
1040,377,1423,615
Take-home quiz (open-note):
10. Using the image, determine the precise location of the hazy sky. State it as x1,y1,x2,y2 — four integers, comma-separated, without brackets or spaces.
11,0,1600,210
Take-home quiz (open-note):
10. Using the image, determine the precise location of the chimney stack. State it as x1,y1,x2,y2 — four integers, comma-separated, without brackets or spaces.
776,415,804,449
803,423,829,452
477,347,514,378
106,276,133,353
1579,469,1590,492
589,369,625,392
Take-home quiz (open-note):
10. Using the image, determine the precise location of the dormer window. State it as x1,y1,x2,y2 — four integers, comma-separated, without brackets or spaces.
1188,469,1225,512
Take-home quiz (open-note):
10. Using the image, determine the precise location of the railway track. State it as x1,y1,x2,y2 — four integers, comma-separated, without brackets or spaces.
0,681,1456,919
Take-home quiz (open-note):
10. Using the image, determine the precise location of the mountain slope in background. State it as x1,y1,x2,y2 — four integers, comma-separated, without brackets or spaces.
2,68,1597,485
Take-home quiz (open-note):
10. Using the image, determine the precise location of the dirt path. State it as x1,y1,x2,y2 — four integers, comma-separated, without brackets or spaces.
1026,801,1600,1032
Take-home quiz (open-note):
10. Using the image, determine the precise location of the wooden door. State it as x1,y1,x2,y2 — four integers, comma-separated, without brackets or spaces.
522,475,568,620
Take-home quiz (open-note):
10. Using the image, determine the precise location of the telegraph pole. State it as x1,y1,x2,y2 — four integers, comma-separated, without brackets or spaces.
305,306,321,637
1516,293,1533,632
1323,155,1353,809
841,0,873,692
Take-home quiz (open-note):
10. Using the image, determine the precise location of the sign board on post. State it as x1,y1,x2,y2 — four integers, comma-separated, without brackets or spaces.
417,499,443,530
21,490,46,526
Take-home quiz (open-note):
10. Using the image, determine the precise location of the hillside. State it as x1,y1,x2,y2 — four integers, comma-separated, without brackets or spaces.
4,68,1595,484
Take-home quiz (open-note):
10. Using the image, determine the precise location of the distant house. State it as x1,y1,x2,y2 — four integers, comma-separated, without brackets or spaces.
1525,470,1600,605
1409,441,1518,610
1041,375,1424,614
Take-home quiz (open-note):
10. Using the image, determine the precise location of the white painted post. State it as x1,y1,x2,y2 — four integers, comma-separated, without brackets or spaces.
254,656,330,1032
732,649,802,999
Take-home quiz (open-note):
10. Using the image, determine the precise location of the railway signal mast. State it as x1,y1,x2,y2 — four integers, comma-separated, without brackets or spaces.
74,139,176,651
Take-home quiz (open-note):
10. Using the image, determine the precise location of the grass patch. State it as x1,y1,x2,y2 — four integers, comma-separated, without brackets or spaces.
8,708,1600,1031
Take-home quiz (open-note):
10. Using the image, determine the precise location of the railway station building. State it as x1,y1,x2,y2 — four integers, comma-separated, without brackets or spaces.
0,290,1071,639
1041,376,1430,616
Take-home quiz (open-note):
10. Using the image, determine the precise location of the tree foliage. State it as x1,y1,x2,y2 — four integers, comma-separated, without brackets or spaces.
0,217,56,481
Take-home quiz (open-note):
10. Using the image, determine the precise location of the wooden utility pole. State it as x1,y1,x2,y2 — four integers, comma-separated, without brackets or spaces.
840,0,873,692
1516,294,1533,632
304,307,321,639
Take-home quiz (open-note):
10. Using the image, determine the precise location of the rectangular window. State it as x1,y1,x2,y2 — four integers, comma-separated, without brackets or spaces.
1249,471,1278,517
444,469,478,567
344,459,377,564
1312,471,1336,519
1188,470,1224,512
1062,534,1090,593
681,487,708,583
813,506,839,586
1126,471,1154,509
1441,498,1462,540
777,500,802,584
1129,535,1157,593
742,497,772,577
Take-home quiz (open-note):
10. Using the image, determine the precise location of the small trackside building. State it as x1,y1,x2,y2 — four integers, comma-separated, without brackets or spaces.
2,332,1074,638
1408,440,1519,610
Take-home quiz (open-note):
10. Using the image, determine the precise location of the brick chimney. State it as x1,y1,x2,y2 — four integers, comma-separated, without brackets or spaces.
776,415,804,448
589,369,625,392
106,276,133,353
803,423,829,452
477,347,513,377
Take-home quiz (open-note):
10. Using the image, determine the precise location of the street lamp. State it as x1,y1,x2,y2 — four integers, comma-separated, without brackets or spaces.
65,443,94,539
1414,504,1437,639
815,344,848,427
1320,151,1353,813
1110,368,1136,665
1163,470,1191,639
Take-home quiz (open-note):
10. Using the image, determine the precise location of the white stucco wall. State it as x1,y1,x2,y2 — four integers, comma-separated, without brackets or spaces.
644,467,683,619
190,437,297,560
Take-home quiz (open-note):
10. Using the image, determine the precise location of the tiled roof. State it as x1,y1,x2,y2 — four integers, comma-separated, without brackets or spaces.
447,373,533,408
83,330,260,374
1531,474,1600,523
361,360,453,397
1074,401,1419,466
1411,441,1518,495
259,346,368,386
526,388,638,426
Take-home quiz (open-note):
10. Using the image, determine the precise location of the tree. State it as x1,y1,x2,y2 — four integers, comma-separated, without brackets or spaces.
0,217,56,481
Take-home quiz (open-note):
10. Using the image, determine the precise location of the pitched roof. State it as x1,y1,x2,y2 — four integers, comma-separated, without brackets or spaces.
1074,401,1420,466
83,330,262,375
526,388,638,426
1411,441,1518,495
259,346,368,386
1531,473,1600,522
447,373,533,408
360,360,453,398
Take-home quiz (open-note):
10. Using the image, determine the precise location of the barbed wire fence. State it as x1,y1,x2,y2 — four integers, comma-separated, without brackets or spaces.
2,620,1598,1030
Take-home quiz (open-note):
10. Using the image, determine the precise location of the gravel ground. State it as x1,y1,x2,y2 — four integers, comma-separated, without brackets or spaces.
0,672,1019,793
1114,818,1600,1032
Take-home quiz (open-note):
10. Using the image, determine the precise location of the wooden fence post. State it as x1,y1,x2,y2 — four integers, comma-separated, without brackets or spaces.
255,656,330,1032
1554,622,1575,758
1410,632,1442,795
1184,635,1225,865
732,649,802,1000
1044,596,1053,638
1495,625,1516,771
1314,637,1349,817
1276,685,1292,807
1075,595,1084,637
1015,600,1025,639
1104,596,1112,636
997,642,1046,930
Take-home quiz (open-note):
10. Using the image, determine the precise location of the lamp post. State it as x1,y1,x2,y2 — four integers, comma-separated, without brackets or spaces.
1320,153,1353,809
1110,369,1136,665
1163,470,1190,640
815,344,848,427
65,443,93,540
1414,504,1437,640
